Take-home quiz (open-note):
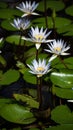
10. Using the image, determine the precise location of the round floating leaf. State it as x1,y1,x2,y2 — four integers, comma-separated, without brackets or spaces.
0,104,36,124
0,69,20,85
47,1,65,11
57,24,73,36
6,35,24,45
32,17,71,29
51,105,73,124
45,124,73,130
23,68,36,84
0,2,7,8
50,69,73,88
0,9,22,19
65,5,73,16
13,94,39,108
37,0,65,12
53,86,73,99
0,98,12,108
1,20,17,31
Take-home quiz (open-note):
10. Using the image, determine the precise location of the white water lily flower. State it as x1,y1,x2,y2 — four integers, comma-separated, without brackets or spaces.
44,39,70,62
11,18,30,30
16,1,39,17
27,59,51,77
22,26,54,49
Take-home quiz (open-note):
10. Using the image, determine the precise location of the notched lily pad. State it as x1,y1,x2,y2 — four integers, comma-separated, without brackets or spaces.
0,69,20,85
0,103,36,124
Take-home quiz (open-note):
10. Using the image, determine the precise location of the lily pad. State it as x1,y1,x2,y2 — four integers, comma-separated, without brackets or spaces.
51,105,73,124
13,94,39,108
65,5,73,16
0,103,36,124
1,20,17,31
50,69,73,88
37,0,65,12
0,9,22,19
6,35,24,45
53,86,73,99
23,68,36,85
32,17,71,29
0,69,20,85
57,24,73,36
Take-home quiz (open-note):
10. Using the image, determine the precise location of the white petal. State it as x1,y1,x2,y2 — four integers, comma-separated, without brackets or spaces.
49,54,57,62
22,13,28,17
31,12,39,15
61,52,70,55
67,100,73,103
35,43,41,50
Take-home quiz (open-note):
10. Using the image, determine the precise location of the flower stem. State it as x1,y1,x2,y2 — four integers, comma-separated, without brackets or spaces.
58,56,68,69
36,49,39,61
37,77,43,110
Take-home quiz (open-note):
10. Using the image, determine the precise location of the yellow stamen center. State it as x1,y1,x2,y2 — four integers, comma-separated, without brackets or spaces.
37,67,44,72
35,34,44,40
54,47,61,51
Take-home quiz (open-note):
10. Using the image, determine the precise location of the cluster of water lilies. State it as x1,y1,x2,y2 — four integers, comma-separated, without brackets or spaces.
0,1,70,78
0,1,73,129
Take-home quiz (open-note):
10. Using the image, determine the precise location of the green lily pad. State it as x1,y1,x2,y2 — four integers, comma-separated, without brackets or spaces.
32,17,71,29
63,30,73,36
47,1,65,11
0,2,7,8
0,9,22,19
0,98,12,108
53,86,73,99
0,69,20,85
6,35,25,45
13,94,39,108
45,124,73,130
23,68,36,85
51,57,73,69
50,69,73,88
65,5,73,16
1,20,17,31
51,105,73,124
0,103,36,124
57,24,73,36
37,0,65,12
